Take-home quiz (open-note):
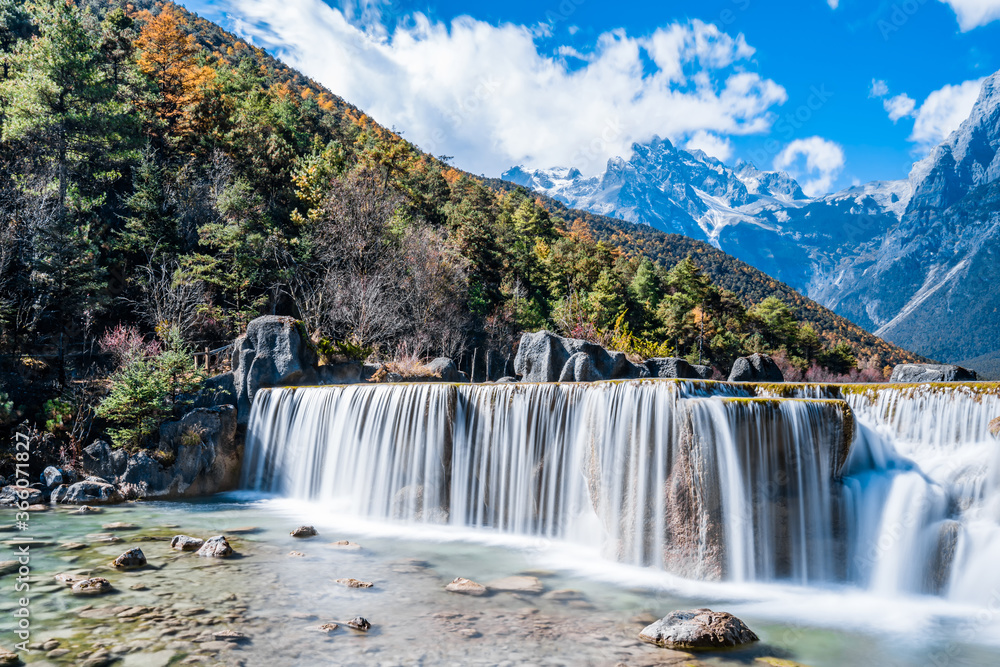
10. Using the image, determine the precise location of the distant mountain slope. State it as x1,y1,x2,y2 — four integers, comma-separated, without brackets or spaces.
504,70,1000,369
486,178,926,368
118,0,921,370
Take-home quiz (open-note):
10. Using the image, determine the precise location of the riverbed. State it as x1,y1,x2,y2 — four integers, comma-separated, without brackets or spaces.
4,494,1000,666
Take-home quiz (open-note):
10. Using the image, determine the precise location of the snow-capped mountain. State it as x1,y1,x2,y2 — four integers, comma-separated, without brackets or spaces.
503,69,1000,366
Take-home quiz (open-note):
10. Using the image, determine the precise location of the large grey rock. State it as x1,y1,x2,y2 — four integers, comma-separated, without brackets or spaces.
645,358,699,379
513,331,645,383
192,372,236,409
691,364,714,380
196,535,234,558
50,480,121,505
727,353,784,383
424,358,462,382
558,352,603,382
639,608,759,650
890,363,978,383
0,485,42,506
80,440,128,482
41,466,74,489
232,316,318,422
119,405,240,499
317,362,363,385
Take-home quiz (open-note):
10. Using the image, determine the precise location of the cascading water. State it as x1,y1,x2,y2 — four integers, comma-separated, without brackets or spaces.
242,378,1000,605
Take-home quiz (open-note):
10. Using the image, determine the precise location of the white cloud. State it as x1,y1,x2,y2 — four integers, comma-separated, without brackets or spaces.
884,93,917,122
827,0,840,8
773,137,846,196
939,0,1000,30
685,131,734,162
206,0,787,176
869,79,889,98
910,78,985,147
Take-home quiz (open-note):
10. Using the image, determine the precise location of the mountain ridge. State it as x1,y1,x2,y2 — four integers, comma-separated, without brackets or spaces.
503,70,1000,368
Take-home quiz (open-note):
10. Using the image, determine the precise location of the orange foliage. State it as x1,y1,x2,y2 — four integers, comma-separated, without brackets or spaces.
134,2,216,139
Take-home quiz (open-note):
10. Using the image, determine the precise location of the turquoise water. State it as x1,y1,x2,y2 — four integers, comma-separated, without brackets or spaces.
3,494,1000,666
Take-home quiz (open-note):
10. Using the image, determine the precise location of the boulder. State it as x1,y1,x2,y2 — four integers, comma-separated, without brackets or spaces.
645,358,700,379
290,526,317,538
71,578,113,596
191,372,237,409
317,362,363,385
41,466,74,489
196,535,234,558
0,486,42,506
170,535,205,551
424,358,462,382
445,577,487,596
727,353,784,383
232,316,319,422
134,405,241,498
638,609,759,650
111,548,147,570
346,617,371,632
335,578,374,588
558,352,603,382
50,480,120,505
0,647,22,666
890,363,978,383
692,365,714,380
80,440,128,482
513,331,645,383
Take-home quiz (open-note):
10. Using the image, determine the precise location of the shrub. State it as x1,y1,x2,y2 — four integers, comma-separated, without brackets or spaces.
42,398,73,435
180,424,206,447
152,449,176,467
99,324,162,368
0,392,14,425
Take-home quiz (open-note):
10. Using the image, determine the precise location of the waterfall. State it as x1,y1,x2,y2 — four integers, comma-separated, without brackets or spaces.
243,379,1000,603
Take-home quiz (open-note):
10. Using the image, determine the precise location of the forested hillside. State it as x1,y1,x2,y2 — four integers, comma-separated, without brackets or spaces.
0,0,921,450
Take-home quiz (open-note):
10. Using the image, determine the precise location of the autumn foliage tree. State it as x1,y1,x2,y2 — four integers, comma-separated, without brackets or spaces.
134,2,214,144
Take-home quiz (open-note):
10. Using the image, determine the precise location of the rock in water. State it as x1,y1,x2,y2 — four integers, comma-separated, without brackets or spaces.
0,647,22,666
445,577,487,596
639,609,759,650
196,535,234,558
346,617,371,632
486,575,545,594
112,548,147,570
728,354,783,383
71,578,113,596
890,363,978,383
335,578,373,588
290,525,317,538
170,535,205,551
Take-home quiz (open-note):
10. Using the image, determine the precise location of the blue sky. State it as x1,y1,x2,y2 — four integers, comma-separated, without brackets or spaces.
181,0,1000,195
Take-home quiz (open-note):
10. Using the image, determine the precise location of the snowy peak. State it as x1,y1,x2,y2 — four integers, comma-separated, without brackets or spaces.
733,160,808,202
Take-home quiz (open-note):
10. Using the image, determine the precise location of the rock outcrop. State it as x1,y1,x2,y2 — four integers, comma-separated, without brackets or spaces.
50,479,121,505
645,358,703,380
638,609,759,650
514,331,647,382
232,316,318,422
727,353,784,382
890,363,978,383
80,440,129,482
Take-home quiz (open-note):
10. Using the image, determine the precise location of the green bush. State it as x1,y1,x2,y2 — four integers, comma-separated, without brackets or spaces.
42,398,73,435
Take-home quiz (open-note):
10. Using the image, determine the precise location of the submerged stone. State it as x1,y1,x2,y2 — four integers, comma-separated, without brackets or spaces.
290,525,317,538
112,547,147,570
446,577,487,596
639,608,759,650
334,578,373,588
346,617,371,631
196,535,234,558
71,578,114,596
486,575,545,594
170,535,205,551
